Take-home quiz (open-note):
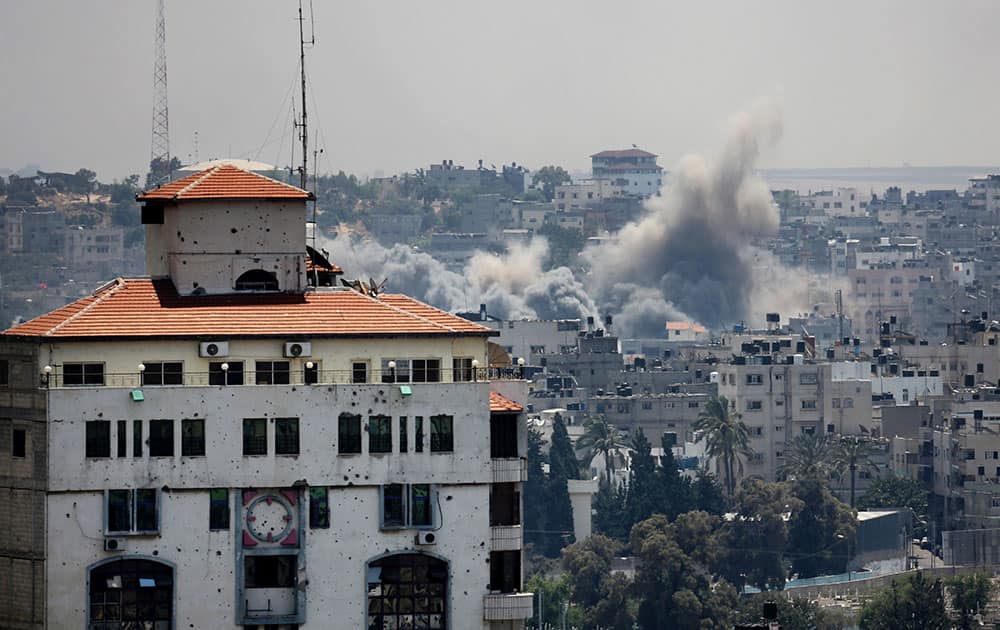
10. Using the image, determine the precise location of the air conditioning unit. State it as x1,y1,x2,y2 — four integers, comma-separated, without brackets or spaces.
284,342,311,358
199,341,229,358
415,531,437,546
104,537,126,552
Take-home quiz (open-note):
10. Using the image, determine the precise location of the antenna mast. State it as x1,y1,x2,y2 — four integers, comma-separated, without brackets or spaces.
295,0,313,191
150,0,171,186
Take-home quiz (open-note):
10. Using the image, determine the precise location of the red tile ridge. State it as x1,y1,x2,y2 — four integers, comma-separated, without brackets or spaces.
490,391,524,413
367,292,461,334
46,277,126,337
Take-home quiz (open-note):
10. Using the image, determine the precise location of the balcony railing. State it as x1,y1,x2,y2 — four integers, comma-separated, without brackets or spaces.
491,458,529,483
490,525,523,552
483,593,533,621
43,366,525,389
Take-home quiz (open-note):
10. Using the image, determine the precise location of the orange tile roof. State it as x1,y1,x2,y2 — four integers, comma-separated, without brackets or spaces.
3,278,494,340
137,165,312,201
490,391,524,413
306,257,343,274
591,148,658,159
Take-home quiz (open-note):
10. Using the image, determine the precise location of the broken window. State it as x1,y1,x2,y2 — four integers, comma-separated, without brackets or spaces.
430,415,454,452
181,419,205,456
245,555,296,588
275,417,299,455
141,361,183,386
107,489,159,534
64,362,104,386
209,489,229,530
367,554,447,630
86,420,111,458
89,559,173,628
309,486,330,528
12,427,26,458
338,413,362,454
243,418,267,456
369,415,392,453
255,361,290,385
381,484,435,529
148,420,174,457
209,361,244,386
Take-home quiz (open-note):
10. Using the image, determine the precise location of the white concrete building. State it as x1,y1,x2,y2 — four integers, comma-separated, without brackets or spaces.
0,165,532,629
590,149,663,198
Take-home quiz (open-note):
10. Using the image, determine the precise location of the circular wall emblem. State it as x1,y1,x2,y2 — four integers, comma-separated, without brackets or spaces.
245,493,294,543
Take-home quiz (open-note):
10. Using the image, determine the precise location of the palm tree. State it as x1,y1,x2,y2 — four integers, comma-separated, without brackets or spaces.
576,415,627,479
832,436,881,507
694,395,754,495
777,433,835,482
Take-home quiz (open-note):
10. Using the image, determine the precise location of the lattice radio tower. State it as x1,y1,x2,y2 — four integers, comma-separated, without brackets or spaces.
149,0,171,186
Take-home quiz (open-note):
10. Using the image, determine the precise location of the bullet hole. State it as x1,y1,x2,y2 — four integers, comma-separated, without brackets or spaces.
446,495,453,501
98,412,103,417
231,228,238,234
216,550,222,556
153,550,159,556
65,513,70,518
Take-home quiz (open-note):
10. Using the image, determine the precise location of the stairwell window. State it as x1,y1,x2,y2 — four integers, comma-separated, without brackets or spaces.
64,362,104,386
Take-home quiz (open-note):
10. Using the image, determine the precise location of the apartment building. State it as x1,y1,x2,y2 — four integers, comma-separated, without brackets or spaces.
0,165,532,629
589,149,663,198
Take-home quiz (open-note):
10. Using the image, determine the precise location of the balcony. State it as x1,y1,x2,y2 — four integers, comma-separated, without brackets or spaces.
490,525,523,552
483,593,533,621
492,458,528,483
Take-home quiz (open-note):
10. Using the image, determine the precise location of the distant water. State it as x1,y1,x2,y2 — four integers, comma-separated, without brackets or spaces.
757,166,1000,194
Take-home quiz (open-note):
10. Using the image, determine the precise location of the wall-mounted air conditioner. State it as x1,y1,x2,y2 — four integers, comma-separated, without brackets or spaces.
199,341,229,358
104,537,126,552
415,531,437,546
284,342,311,358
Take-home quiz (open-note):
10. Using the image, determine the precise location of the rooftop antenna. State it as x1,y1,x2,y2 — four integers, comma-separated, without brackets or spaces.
149,0,171,186
294,0,315,191
835,288,844,345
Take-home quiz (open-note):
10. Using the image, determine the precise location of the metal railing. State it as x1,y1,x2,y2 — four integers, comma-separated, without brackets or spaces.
43,366,526,389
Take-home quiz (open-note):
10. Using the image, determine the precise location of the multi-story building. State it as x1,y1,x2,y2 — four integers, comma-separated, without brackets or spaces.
0,165,532,629
589,149,663,198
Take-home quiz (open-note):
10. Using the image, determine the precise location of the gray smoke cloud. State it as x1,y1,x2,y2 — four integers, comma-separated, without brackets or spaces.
582,102,808,336
322,234,598,321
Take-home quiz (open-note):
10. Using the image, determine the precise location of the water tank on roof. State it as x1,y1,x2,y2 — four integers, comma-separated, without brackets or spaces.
709,371,720,384
793,354,804,365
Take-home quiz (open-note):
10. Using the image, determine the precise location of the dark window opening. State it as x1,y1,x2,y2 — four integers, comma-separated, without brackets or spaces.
399,416,408,453
381,359,409,383
490,483,521,526
245,555,297,588
352,361,368,384
141,204,165,224
382,484,405,527
89,559,172,628
107,488,158,534
86,420,111,458
12,428,26,458
255,361,290,385
209,488,229,530
243,418,267,456
234,269,279,292
133,420,143,458
415,416,424,453
181,419,205,456
489,550,521,593
64,362,104,386
412,359,441,383
369,415,392,453
338,413,362,454
0,359,8,386
117,420,127,458
209,361,244,386
148,420,174,457
303,362,318,385
430,415,454,452
490,413,518,458
411,484,432,527
309,487,330,528
367,554,447,630
381,484,434,529
275,417,299,455
453,357,473,382
141,361,183,386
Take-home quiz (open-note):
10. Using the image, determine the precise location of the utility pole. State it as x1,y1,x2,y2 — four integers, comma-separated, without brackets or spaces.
294,0,314,191
150,0,171,186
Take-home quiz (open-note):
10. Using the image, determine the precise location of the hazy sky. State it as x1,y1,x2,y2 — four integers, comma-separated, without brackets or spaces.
3,1,1000,182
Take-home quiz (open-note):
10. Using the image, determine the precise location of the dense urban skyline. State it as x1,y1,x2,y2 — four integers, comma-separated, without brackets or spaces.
4,0,1000,182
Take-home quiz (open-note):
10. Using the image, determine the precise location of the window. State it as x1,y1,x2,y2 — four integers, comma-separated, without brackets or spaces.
415,416,424,453
746,374,763,385
245,555,297,588
181,419,205,456
381,484,435,529
106,488,159,534
399,416,408,453
12,428,25,458
303,361,319,385
141,361,183,386
209,489,229,530
688,402,699,408
234,269,278,291
430,415,454,452
64,362,104,386
490,483,520,526
843,397,854,408
0,359,8,386
148,420,174,457
243,418,267,455
642,401,652,410
275,418,299,455
367,554,448,630
209,361,244,386
309,487,330,528
117,420,128,457
338,413,362,454
530,345,546,354
255,361,290,385
89,559,173,628
133,420,143,457
799,372,818,385
801,400,817,410
86,420,111,458
352,361,369,384
453,357,474,382
490,550,522,593
831,398,841,408
412,359,441,383
750,426,764,436
746,400,763,411
381,359,410,383
369,415,392,453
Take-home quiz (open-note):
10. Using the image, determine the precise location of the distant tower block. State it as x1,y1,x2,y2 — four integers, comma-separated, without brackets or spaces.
149,0,171,186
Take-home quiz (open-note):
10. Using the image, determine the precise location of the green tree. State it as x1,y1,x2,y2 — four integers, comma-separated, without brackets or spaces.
543,416,577,557
531,165,571,201
859,571,948,630
549,414,580,481
653,438,695,519
625,428,658,526
691,469,726,515
592,475,628,540
947,573,994,630
537,223,585,269
736,594,853,630
787,479,856,579
720,479,796,591
524,425,548,551
857,475,929,537
832,436,881,507
694,395,754,495
560,534,622,610
577,415,626,479
778,433,835,482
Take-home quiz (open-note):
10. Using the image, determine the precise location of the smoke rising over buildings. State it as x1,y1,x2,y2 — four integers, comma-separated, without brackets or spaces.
325,104,812,337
